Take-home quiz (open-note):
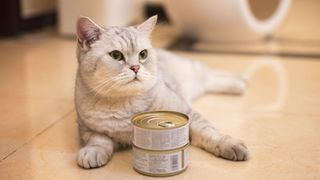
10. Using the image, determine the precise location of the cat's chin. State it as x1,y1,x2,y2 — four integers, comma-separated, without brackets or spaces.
124,79,147,90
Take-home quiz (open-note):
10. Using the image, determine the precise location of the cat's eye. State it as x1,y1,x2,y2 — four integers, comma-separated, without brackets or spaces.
109,50,124,61
139,49,148,60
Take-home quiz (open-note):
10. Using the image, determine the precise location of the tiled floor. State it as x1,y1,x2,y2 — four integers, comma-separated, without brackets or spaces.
1,2,320,178
1,29,320,180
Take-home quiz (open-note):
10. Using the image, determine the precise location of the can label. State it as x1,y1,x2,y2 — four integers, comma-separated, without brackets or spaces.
133,146,188,175
133,124,189,150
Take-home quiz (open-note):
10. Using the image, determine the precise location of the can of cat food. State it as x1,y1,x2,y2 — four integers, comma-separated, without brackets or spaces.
133,144,188,177
132,111,189,151
132,111,189,177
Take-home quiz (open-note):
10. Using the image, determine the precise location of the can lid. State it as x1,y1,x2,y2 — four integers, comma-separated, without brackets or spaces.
132,111,189,129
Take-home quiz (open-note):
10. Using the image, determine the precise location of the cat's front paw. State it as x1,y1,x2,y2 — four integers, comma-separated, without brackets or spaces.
77,145,110,168
215,135,249,161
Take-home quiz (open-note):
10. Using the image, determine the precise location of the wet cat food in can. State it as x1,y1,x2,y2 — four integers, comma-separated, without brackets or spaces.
133,144,188,177
132,111,189,151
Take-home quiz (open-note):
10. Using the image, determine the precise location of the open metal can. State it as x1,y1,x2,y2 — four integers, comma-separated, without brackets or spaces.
132,111,189,151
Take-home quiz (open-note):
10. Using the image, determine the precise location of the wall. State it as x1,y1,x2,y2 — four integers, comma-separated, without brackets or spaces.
21,0,57,18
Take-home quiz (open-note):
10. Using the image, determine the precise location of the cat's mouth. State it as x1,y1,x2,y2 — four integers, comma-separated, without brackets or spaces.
133,76,141,82
125,73,146,85
128,75,141,83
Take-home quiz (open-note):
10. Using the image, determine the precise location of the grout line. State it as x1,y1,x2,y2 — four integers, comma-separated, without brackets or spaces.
0,108,75,163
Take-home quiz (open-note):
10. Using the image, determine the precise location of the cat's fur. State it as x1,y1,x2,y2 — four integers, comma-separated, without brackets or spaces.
75,15,249,169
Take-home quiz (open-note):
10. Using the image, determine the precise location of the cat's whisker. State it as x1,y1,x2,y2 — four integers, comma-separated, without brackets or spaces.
91,79,116,94
90,76,116,89
93,80,112,89
92,76,124,97
90,73,116,85
138,73,154,80
102,80,125,95
93,76,129,97
90,72,127,94
94,78,121,96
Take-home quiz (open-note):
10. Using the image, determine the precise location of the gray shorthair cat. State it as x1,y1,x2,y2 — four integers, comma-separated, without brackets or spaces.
75,15,249,169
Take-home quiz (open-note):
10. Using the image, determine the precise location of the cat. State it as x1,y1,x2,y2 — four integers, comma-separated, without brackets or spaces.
75,15,249,169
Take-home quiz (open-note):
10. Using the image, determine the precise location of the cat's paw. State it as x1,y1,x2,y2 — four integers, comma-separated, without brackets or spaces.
215,135,249,161
77,145,110,169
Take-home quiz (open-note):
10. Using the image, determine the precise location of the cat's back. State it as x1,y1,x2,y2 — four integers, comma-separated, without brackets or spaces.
155,49,203,75
155,49,208,100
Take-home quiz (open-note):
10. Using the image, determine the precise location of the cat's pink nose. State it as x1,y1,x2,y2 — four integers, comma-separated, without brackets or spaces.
130,65,140,73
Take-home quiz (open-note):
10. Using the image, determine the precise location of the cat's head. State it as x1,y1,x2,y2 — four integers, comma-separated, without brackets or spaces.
76,16,158,97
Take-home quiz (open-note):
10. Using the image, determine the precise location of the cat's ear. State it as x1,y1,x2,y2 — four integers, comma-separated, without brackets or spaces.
136,15,158,36
77,16,101,48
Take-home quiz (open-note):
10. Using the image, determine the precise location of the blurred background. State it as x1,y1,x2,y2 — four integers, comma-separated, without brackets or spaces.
0,0,320,55
1,0,320,180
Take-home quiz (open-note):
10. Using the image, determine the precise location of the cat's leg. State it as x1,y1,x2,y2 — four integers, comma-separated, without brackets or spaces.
188,111,249,161
205,70,247,95
77,126,114,168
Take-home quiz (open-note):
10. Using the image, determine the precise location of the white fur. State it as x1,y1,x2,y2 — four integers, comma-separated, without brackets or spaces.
75,16,249,169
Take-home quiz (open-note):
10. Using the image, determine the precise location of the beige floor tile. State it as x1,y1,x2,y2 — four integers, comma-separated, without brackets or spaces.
0,35,77,99
0,108,319,180
0,97,73,160
0,32,77,160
